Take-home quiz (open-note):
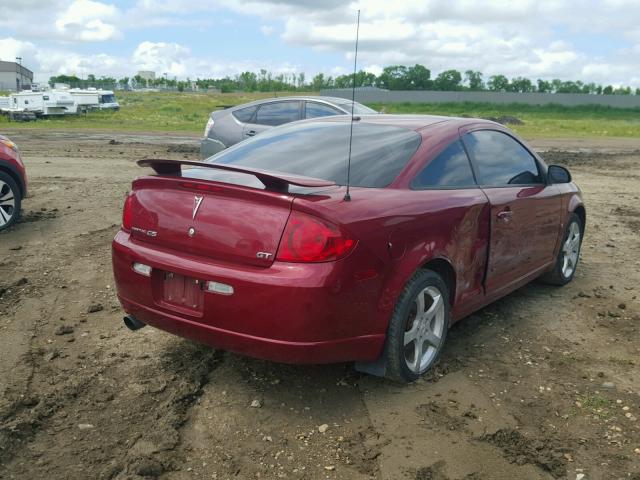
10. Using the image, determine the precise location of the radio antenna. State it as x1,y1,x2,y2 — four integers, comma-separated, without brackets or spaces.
343,9,360,202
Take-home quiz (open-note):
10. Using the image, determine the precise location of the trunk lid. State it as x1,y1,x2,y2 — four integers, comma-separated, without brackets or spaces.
129,175,294,267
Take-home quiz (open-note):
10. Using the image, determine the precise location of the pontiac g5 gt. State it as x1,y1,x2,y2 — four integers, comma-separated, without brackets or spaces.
112,115,584,382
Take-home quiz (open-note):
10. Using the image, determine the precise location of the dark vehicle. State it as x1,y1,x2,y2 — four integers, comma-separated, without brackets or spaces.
113,115,584,383
0,134,27,230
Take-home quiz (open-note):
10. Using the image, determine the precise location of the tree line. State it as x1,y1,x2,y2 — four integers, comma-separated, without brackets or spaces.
49,65,640,95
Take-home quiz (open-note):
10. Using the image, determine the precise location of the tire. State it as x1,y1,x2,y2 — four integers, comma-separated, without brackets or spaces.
0,171,21,231
384,270,450,383
540,213,583,286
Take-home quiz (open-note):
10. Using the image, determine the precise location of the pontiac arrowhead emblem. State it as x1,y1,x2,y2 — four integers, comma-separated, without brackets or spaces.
192,195,203,220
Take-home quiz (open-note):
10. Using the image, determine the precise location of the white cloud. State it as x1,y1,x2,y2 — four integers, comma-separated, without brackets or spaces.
0,0,639,87
260,25,276,36
0,38,37,60
0,0,120,43
219,0,640,87
55,0,120,41
132,41,191,77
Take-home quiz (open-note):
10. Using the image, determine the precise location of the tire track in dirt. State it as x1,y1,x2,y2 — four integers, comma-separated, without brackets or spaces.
1,132,640,480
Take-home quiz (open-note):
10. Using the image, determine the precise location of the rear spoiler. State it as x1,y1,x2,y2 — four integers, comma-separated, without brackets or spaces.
137,159,335,192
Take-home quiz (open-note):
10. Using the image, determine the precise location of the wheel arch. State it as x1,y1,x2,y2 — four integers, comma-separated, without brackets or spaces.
357,256,456,379
0,161,24,198
419,257,456,306
573,204,586,234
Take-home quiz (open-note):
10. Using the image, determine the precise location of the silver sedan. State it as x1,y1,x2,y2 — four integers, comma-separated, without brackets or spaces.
200,96,377,159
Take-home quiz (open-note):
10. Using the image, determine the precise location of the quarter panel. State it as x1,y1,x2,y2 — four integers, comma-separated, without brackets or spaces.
293,187,490,330
378,190,490,323
212,112,245,147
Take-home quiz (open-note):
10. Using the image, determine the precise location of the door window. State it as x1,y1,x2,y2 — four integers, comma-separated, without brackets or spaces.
412,140,476,189
254,101,300,126
464,130,541,186
305,102,341,119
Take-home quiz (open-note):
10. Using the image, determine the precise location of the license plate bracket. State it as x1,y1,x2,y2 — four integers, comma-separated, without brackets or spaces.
162,272,204,312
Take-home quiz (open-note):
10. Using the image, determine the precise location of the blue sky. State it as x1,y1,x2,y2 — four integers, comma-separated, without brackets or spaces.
0,0,638,87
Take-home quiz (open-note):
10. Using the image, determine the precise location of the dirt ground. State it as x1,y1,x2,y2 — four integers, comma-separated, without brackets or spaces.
0,129,639,480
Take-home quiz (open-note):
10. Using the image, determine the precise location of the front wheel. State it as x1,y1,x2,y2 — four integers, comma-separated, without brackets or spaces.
384,270,450,383
540,213,583,286
0,172,21,231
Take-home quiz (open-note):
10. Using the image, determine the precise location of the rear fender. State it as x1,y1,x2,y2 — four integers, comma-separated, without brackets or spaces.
378,250,455,323
355,252,455,379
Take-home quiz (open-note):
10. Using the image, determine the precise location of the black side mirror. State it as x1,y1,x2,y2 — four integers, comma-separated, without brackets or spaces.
548,165,571,184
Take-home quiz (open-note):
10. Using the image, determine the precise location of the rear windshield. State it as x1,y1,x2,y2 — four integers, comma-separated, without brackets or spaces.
202,121,420,188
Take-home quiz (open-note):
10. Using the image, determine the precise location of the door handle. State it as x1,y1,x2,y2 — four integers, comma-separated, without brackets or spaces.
246,130,257,136
497,209,513,222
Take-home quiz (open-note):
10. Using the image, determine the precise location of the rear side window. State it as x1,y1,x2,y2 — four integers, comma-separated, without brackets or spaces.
305,102,341,119
232,105,257,123
464,130,541,186
412,140,476,189
255,101,300,126
333,100,378,115
204,121,421,188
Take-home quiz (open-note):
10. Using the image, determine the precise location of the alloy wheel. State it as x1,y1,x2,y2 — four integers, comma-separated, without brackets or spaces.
403,285,446,374
561,221,581,278
0,179,16,227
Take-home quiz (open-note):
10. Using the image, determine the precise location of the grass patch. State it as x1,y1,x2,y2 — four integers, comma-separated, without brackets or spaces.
0,91,313,133
373,101,640,138
574,394,614,419
1,91,639,138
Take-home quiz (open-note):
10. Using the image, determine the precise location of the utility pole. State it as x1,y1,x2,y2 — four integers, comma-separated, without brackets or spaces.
15,56,22,91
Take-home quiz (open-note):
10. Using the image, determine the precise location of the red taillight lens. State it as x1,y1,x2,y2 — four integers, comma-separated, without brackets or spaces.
122,193,134,232
276,211,356,263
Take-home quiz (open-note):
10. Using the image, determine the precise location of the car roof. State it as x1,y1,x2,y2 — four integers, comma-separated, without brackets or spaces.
228,96,362,110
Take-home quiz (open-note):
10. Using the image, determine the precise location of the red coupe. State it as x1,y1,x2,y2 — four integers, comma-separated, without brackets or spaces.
112,115,584,382
0,134,27,231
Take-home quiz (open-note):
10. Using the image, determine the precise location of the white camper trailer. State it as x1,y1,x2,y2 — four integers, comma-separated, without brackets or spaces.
68,88,100,112
1,88,119,118
67,88,119,111
7,90,76,115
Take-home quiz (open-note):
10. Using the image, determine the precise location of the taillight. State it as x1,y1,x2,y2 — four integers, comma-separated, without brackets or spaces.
204,117,214,137
122,193,134,232
276,211,356,263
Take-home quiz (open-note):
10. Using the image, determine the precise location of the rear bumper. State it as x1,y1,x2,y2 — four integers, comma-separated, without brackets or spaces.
112,230,386,364
119,296,383,364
